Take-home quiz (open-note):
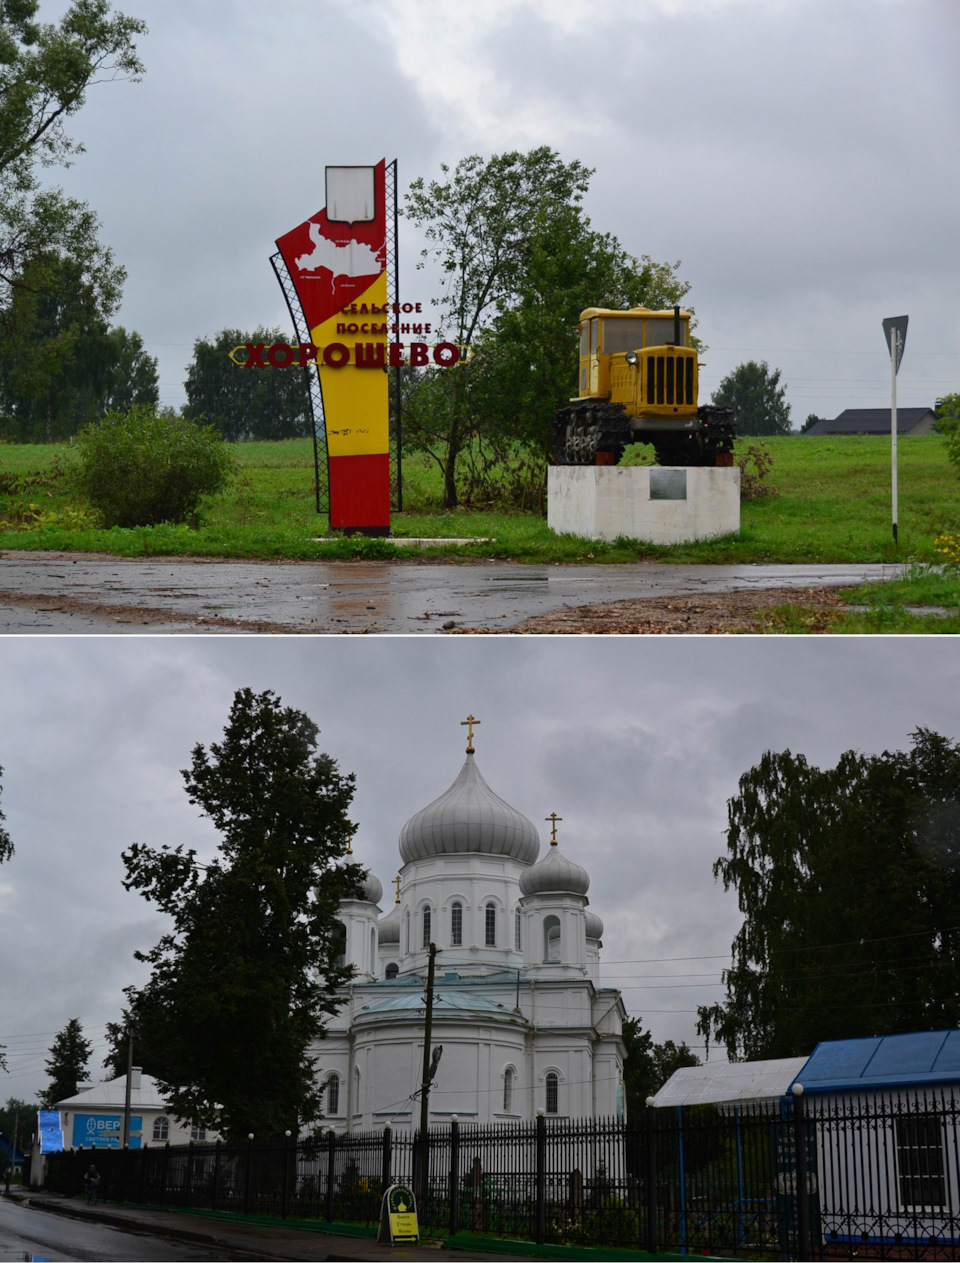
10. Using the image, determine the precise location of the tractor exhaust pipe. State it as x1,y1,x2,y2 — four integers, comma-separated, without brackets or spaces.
674,305,681,348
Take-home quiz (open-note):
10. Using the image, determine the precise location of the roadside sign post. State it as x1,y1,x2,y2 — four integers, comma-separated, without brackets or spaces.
379,1183,419,1244
882,315,908,544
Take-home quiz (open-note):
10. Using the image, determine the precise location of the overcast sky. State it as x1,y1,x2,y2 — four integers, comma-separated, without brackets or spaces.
37,0,960,425
1,636,957,1103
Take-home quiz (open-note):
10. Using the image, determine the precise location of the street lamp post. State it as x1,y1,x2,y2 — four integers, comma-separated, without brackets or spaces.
882,315,908,544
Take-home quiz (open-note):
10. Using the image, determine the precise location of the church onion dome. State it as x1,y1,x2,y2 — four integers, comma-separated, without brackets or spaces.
399,752,540,865
519,845,590,897
378,903,401,943
585,910,604,940
360,872,383,904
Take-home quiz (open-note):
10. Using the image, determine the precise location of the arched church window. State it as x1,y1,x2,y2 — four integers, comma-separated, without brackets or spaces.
485,902,497,947
370,927,376,972
503,1066,515,1113
515,909,522,952
545,1071,559,1115
386,962,399,980
422,905,432,949
451,902,463,946
404,911,410,954
153,1116,169,1141
326,1075,340,1116
544,916,561,962
354,1066,362,1113
333,920,347,969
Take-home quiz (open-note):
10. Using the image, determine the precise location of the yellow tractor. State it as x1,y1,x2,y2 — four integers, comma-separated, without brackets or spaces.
554,305,735,466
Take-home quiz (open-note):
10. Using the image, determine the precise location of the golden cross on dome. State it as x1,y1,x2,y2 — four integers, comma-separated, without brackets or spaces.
346,835,354,855
460,713,481,753
545,812,563,845
393,874,402,904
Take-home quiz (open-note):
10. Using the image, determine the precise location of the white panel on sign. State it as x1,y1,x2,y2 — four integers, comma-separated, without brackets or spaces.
326,166,376,223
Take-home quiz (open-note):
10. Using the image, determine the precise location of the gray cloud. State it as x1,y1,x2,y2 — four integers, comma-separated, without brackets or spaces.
32,0,957,424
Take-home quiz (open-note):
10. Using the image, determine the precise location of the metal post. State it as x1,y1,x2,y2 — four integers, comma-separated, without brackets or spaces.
186,1139,194,1207
281,1130,292,1219
645,1100,659,1255
535,1109,547,1245
160,1141,169,1207
449,1116,460,1237
891,329,899,544
211,1140,220,1211
122,1031,134,1149
381,1122,392,1193
325,1129,337,1222
244,1134,254,1216
417,942,438,1207
676,1106,687,1255
792,1084,812,1262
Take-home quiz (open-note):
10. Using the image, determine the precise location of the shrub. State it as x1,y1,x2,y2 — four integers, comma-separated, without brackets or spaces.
71,406,236,527
736,441,778,500
946,425,960,480
617,442,658,467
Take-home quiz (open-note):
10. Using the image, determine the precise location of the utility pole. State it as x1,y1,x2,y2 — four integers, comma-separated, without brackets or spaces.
122,1027,135,1148
416,942,438,1205
4,1105,19,1193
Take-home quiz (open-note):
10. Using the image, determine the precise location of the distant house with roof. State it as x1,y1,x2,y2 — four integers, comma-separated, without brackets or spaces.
789,1030,960,1251
805,408,938,436
56,1068,220,1150
655,1030,960,1254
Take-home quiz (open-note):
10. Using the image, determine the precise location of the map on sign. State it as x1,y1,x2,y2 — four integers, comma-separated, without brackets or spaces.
294,222,382,288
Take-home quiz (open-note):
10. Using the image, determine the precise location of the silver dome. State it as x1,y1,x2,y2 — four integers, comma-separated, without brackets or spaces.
378,902,401,944
519,845,590,897
360,872,383,904
585,910,604,940
399,753,540,865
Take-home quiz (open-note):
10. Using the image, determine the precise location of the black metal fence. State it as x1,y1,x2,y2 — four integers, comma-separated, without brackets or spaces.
45,1090,960,1259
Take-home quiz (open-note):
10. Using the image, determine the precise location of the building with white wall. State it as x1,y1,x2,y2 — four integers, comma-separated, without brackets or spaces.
56,1069,219,1150
312,730,626,1132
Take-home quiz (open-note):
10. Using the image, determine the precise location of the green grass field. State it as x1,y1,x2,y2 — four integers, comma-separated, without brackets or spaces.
1,435,958,629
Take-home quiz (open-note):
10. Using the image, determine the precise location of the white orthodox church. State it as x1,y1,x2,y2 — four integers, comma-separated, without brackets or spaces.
312,722,626,1132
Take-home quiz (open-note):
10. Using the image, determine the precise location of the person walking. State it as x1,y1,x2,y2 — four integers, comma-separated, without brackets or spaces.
83,1163,101,1204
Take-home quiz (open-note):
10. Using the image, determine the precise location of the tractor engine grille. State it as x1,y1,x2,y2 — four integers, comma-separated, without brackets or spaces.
645,353,694,406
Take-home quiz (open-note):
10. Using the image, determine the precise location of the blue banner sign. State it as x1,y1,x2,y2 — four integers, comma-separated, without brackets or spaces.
38,1110,64,1154
72,1114,142,1149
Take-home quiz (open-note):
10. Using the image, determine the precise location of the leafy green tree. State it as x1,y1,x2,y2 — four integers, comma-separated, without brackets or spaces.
801,413,825,434
711,360,791,437
183,328,311,442
0,251,153,439
41,1018,92,1106
119,688,364,1140
622,1016,699,1121
404,149,692,507
934,393,960,437
0,1,145,340
0,1098,37,1141
698,728,960,1062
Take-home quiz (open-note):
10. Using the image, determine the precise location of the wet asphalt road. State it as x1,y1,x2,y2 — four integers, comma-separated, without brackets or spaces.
0,1196,258,1261
0,552,900,635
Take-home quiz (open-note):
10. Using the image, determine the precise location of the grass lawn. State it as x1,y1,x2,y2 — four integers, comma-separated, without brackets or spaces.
0,435,957,583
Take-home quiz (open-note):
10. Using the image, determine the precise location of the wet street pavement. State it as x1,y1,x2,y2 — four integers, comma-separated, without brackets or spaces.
0,553,900,634
0,1194,260,1261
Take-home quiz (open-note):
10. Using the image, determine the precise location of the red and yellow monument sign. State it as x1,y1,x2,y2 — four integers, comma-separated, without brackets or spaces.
276,162,391,534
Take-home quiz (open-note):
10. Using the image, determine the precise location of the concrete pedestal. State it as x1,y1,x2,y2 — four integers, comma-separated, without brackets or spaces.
547,465,740,545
